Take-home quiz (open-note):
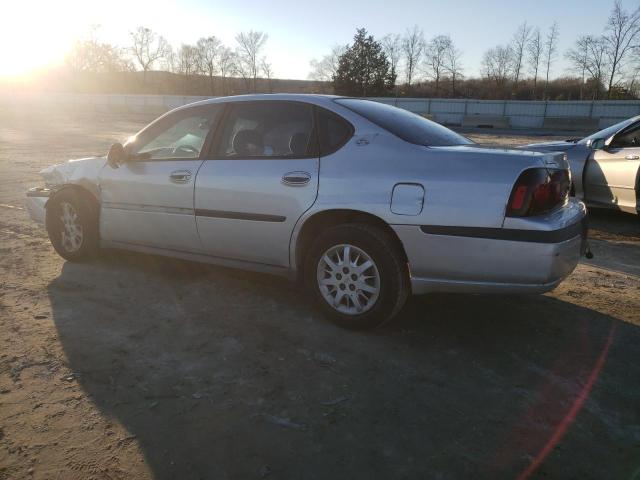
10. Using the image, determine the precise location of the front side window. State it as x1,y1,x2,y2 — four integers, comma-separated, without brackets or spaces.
610,122,640,148
130,106,221,160
217,102,315,158
579,116,640,145
335,98,473,147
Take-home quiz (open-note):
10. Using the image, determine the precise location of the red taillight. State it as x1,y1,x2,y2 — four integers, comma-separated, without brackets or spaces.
506,168,570,217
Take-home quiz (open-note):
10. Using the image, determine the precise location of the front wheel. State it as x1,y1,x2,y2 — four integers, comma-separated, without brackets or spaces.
305,224,409,329
46,189,99,261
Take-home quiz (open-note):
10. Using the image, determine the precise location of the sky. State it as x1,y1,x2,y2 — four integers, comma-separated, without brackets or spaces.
0,0,636,80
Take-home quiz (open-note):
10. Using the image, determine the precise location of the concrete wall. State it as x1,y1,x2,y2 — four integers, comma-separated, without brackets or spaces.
2,93,639,129
370,97,640,129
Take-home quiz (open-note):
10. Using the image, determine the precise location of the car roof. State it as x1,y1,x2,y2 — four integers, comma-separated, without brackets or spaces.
182,93,344,110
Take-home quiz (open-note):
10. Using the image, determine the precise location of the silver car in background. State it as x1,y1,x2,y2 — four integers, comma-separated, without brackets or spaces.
26,94,587,329
523,115,640,215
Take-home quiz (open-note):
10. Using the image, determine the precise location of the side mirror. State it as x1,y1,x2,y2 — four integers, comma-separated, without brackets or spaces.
588,138,606,150
107,143,127,168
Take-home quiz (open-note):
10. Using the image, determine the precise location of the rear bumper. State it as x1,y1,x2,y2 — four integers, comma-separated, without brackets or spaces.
394,200,587,295
25,187,51,224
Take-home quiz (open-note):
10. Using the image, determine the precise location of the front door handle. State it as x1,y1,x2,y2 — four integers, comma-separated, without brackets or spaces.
170,170,192,183
625,154,640,160
282,171,311,186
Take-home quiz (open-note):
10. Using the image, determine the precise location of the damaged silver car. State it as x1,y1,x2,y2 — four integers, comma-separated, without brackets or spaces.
27,94,588,329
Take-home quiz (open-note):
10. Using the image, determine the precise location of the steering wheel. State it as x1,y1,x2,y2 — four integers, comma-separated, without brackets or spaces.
172,144,199,156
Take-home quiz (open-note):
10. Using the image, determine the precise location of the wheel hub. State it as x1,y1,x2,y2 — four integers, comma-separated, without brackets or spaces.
59,202,83,253
316,244,380,315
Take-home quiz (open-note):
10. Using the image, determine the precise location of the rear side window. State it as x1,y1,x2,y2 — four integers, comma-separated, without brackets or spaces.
335,98,473,147
316,107,353,156
216,101,316,158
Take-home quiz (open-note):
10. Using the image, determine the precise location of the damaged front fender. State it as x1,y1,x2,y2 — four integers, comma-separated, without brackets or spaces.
39,156,107,202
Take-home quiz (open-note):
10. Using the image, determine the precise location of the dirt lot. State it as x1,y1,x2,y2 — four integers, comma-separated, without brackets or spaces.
1,109,639,480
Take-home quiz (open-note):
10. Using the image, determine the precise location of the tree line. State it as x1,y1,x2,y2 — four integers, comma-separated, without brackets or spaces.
67,26,272,95
65,0,639,100
311,0,640,100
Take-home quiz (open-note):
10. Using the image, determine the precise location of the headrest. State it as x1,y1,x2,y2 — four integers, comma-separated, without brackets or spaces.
233,129,263,156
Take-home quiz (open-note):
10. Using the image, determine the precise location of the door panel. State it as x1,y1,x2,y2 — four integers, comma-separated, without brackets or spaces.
194,101,319,267
586,147,640,213
99,160,204,250
98,105,222,251
195,158,318,266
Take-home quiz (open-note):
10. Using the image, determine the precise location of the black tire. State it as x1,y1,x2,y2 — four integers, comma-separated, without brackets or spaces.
304,223,410,330
46,188,99,261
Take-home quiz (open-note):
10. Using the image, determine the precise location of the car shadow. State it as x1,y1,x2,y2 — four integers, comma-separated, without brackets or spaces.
584,209,640,277
47,252,640,479
588,208,639,240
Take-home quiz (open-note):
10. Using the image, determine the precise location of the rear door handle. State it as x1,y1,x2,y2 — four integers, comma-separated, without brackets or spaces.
625,154,640,160
170,170,192,183
282,171,311,186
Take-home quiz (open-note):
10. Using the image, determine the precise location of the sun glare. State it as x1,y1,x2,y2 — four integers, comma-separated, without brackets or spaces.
0,4,73,77
0,0,119,78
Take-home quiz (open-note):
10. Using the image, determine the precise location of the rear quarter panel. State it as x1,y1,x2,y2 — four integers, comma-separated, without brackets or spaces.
311,132,550,229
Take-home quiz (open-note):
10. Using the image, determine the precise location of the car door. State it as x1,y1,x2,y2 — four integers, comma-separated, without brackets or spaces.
99,104,222,251
195,100,319,267
586,121,640,213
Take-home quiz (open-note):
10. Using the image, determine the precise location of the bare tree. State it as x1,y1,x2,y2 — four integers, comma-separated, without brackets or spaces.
196,36,221,95
176,44,198,77
626,62,640,98
527,28,543,97
130,27,170,82
444,42,464,97
217,46,237,96
542,22,560,99
425,35,452,95
381,34,402,83
235,30,268,92
512,22,532,86
566,36,591,99
603,0,640,98
261,58,274,92
482,45,513,89
401,25,425,86
67,28,132,74
308,45,346,82
585,36,610,99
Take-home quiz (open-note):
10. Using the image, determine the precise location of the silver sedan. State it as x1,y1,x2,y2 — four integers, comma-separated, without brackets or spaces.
26,94,587,329
523,115,640,215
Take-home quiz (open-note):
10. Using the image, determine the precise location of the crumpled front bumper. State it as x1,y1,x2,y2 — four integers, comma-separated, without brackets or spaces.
25,187,52,224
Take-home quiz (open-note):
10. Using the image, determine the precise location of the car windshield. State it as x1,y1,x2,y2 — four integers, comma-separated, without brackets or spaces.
335,98,473,147
578,115,640,144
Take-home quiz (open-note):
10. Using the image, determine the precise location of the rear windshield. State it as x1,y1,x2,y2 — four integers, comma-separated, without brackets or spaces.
335,98,473,147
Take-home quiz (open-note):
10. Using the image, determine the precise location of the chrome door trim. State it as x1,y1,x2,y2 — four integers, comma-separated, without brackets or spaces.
194,209,286,222
102,202,193,215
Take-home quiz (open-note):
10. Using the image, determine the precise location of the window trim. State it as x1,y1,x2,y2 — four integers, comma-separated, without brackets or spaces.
314,105,355,157
204,100,321,160
126,104,224,163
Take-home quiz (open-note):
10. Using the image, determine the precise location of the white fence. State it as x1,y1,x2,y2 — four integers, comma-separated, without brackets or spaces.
2,93,639,130
371,97,640,129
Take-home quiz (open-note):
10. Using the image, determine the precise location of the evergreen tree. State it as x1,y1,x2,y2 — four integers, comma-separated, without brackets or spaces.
333,29,396,96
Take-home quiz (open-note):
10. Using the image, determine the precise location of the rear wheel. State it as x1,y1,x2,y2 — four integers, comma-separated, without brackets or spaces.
305,224,409,329
46,189,99,261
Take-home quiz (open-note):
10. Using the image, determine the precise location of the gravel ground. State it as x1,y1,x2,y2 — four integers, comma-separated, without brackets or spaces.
1,109,639,480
